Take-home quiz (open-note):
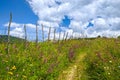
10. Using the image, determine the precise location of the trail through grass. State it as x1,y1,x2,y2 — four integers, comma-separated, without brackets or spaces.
0,38,120,80
58,53,86,80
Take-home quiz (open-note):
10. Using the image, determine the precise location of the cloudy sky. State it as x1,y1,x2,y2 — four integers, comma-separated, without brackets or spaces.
0,0,120,41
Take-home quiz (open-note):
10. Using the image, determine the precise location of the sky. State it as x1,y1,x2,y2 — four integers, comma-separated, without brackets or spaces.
0,0,120,41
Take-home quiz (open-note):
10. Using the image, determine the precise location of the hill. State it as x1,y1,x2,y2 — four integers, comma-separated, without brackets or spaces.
0,35,25,43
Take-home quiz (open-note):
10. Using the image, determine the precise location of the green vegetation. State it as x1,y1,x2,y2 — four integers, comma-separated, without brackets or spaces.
83,38,120,80
0,38,120,80
0,35,24,43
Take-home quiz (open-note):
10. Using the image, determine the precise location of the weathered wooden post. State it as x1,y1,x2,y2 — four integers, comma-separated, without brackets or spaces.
71,32,74,40
53,28,56,41
7,13,12,54
41,24,44,42
48,27,51,41
36,23,38,45
24,24,27,48
63,32,65,41
58,32,61,42
65,32,68,41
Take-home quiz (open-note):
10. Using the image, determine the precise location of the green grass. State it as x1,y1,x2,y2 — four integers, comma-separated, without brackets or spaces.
83,38,120,80
0,38,120,80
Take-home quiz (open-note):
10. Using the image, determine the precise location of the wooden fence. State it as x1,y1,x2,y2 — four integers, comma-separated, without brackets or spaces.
5,13,76,52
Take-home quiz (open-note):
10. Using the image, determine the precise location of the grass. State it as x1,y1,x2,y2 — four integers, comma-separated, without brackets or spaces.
83,38,120,80
0,39,81,80
0,38,120,80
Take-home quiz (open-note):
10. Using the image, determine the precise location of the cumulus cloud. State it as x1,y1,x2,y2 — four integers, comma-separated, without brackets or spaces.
3,0,120,40
3,22,37,38
3,22,23,28
26,0,120,38
10,27,24,38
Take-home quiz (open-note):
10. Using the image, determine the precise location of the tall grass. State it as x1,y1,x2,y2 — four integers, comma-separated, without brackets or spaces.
0,38,120,80
83,38,120,80
0,39,82,80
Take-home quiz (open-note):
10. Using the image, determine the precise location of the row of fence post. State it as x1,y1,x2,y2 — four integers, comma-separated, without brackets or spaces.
7,13,72,53
22,23,70,43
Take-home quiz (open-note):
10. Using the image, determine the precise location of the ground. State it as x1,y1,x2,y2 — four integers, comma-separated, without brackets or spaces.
58,53,86,80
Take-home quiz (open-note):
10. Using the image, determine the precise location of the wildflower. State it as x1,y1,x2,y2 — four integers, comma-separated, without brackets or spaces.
104,66,109,70
96,64,98,66
108,72,110,75
11,65,16,70
8,71,13,75
109,60,112,63
5,60,8,63
0,54,3,56
29,64,33,67
6,67,9,71
22,75,27,78
16,74,19,77
118,66,120,68
23,69,25,72
2,60,8,63
104,67,106,69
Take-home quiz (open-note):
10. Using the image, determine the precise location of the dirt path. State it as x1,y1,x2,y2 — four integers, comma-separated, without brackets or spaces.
58,53,86,80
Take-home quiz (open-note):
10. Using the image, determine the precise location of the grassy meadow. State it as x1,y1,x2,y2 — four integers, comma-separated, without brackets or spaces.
0,37,120,80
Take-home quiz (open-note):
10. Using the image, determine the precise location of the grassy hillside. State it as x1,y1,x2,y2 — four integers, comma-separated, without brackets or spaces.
0,35,25,43
0,38,120,80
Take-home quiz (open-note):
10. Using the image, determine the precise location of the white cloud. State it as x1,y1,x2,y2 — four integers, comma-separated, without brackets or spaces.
3,22,37,38
108,17,120,31
26,0,120,38
3,22,23,28
10,27,24,38
94,18,109,31
26,24,36,28
38,20,59,28
4,0,119,40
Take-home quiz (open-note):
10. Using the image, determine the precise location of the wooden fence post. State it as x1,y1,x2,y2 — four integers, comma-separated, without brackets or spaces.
36,23,38,45
53,28,56,41
58,32,61,41
65,32,68,41
24,24,27,48
41,24,44,42
63,32,65,41
48,27,51,41
71,32,74,40
7,12,12,54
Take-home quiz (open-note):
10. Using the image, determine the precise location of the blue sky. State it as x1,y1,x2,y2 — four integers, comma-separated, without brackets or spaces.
0,0,38,24
0,0,71,27
0,0,71,40
1,0,120,40
0,0,39,38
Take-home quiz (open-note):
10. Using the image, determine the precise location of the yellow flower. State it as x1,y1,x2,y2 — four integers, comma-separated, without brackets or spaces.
5,60,8,63
22,75,27,78
23,69,25,72
108,72,110,75
2,60,8,63
12,65,16,70
109,61,112,63
8,71,13,75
